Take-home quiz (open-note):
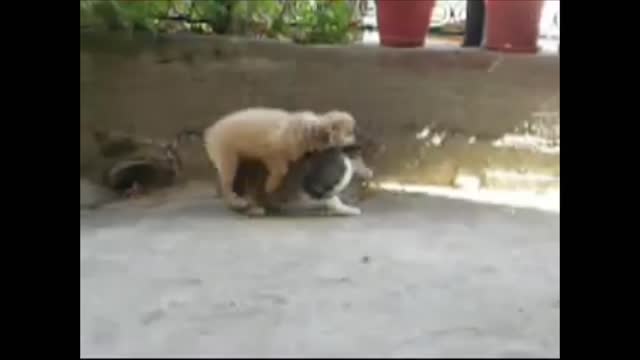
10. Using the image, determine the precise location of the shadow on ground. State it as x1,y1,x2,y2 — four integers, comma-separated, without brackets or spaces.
80,185,559,357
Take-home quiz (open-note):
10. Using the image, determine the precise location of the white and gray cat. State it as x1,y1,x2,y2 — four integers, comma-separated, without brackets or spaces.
234,144,374,217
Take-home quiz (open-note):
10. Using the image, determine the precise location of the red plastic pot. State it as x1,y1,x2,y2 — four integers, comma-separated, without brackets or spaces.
485,0,544,53
377,0,436,47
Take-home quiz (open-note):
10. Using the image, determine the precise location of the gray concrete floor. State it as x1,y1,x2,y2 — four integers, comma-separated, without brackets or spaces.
80,187,559,358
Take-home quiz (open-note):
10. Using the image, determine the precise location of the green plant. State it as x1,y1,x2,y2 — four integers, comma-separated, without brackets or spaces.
80,0,172,31
231,0,286,37
191,0,235,34
294,0,356,44
80,0,361,44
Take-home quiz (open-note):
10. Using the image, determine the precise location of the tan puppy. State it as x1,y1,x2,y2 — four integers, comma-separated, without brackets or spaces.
203,107,356,210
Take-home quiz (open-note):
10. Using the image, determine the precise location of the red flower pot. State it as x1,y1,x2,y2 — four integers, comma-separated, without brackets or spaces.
485,0,545,53
377,0,436,48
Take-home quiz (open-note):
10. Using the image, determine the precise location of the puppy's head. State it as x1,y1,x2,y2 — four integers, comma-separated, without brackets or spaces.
316,110,356,148
342,144,374,180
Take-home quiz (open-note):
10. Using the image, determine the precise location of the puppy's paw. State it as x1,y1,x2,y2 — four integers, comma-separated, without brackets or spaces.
227,196,250,210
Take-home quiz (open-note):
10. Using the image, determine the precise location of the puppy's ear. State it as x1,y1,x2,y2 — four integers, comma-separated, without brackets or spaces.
324,110,355,128
316,127,332,146
330,122,343,133
306,123,329,149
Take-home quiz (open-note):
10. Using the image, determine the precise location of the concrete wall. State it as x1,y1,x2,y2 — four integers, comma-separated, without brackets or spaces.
80,32,559,191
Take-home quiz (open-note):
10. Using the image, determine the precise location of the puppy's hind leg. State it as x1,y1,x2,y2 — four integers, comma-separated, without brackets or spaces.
325,196,362,216
214,149,250,210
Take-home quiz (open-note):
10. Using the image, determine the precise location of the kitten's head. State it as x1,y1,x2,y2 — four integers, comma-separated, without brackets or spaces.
342,144,373,180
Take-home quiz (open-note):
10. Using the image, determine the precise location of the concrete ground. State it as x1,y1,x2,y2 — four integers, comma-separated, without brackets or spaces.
80,186,559,358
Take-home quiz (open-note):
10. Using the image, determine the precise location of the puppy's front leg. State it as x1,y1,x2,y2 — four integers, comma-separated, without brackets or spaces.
325,196,362,216
264,158,289,194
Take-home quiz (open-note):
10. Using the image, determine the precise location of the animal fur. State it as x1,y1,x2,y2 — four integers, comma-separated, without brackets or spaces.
233,144,374,216
202,107,357,210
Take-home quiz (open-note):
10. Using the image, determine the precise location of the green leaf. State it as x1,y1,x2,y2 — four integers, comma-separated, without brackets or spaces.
81,0,357,44
91,0,128,30
192,0,234,34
